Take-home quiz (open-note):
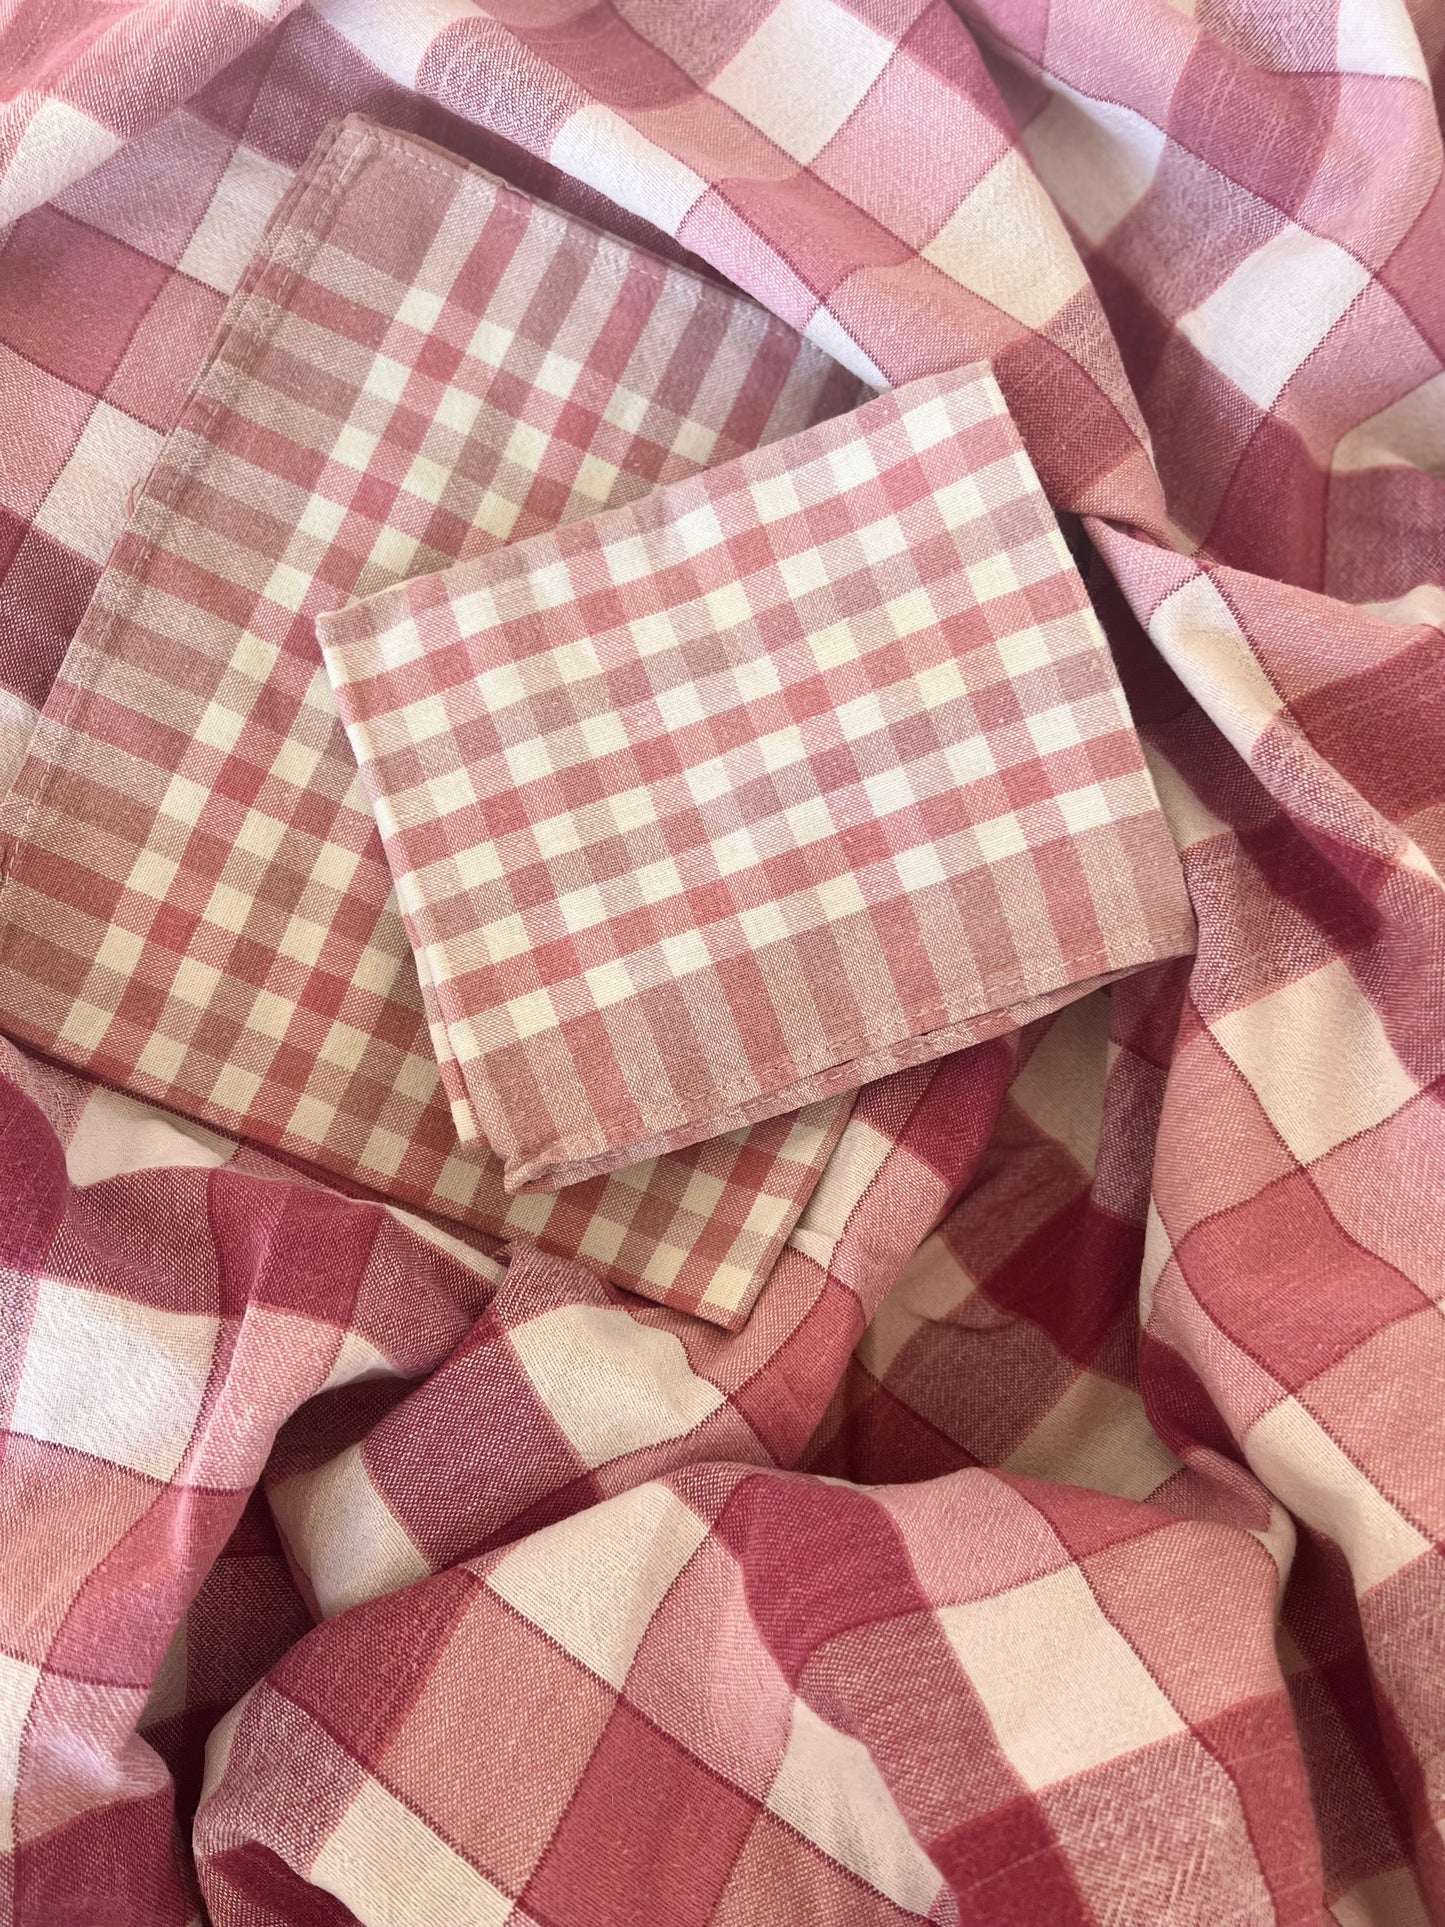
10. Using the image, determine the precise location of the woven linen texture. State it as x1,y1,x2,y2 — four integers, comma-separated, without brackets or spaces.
2,2,1445,1922
322,364,1193,1188
0,114,865,1328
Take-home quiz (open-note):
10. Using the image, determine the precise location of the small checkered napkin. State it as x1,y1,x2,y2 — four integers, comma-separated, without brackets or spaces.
320,365,1195,1189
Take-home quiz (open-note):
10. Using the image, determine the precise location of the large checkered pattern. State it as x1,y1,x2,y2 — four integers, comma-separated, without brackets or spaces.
322,364,1191,1188
2,1,1445,1924
0,113,864,1327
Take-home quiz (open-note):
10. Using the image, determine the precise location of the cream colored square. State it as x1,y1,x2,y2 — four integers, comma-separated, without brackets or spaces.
779,548,829,599
914,659,965,708
935,472,988,529
245,988,295,1041
604,533,651,586
740,902,790,949
172,956,221,1008
262,562,311,612
330,424,379,472
1022,80,1167,248
270,736,321,790
511,1304,724,1471
369,526,418,579
194,699,246,754
552,638,602,685
231,631,280,684
660,929,711,978
674,502,724,557
502,419,549,475
837,691,886,742
923,147,1090,328
685,756,732,805
428,766,477,815
362,353,410,405
402,454,450,505
0,1651,43,1852
809,622,860,672
636,856,683,905
486,1480,710,1687
713,825,760,876
507,988,557,1039
158,774,209,826
1026,702,1083,754
710,0,894,163
894,843,947,891
396,286,443,331
311,1776,512,1927
856,514,907,565
472,490,520,543
1178,223,1371,410
967,552,1021,604
559,885,607,935
900,392,962,454
573,454,620,501
531,559,573,610
656,683,705,731
751,471,801,523
732,655,780,702
758,724,807,772
551,100,707,232
481,913,529,963
817,872,866,921
271,1442,430,1621
974,811,1027,861
672,419,716,463
864,766,917,816
33,400,164,566
886,588,937,637
94,924,144,979
535,350,582,399
435,384,481,436
1212,960,1418,1166
135,1031,187,1084
287,1092,338,1145
177,143,289,294
767,1700,943,1914
1244,1395,1430,1592
939,1563,1184,1787
705,582,753,633
10,1279,218,1483
476,660,526,713
532,810,582,860
277,912,330,967
126,848,179,901
609,785,657,833
579,711,628,759
1058,784,1114,832
786,797,835,847
585,959,634,1008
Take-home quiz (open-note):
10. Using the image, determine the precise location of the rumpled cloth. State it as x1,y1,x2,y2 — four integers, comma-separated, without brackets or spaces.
1,4,1444,1925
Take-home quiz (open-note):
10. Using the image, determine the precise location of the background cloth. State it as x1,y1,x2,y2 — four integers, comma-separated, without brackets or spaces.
1,3,1444,1925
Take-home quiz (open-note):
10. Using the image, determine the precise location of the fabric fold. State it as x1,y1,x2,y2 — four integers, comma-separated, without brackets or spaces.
320,365,1196,1191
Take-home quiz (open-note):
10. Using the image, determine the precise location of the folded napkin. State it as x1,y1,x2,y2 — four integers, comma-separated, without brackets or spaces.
0,116,863,1326
320,365,1196,1190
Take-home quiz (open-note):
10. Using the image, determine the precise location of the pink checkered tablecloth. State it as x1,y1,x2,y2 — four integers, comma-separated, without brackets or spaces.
321,362,1191,1186
2,2,1445,1924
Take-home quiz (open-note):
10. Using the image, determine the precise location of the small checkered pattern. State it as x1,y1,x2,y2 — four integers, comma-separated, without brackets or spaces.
0,113,864,1327
322,364,1191,1188
3,2,1445,1924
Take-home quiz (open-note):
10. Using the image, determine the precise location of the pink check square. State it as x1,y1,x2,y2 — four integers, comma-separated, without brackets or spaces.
321,363,1194,1190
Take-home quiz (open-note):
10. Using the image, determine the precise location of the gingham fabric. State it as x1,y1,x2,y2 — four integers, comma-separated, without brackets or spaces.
0,112,865,1327
321,364,1192,1188
3,2,1445,1925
